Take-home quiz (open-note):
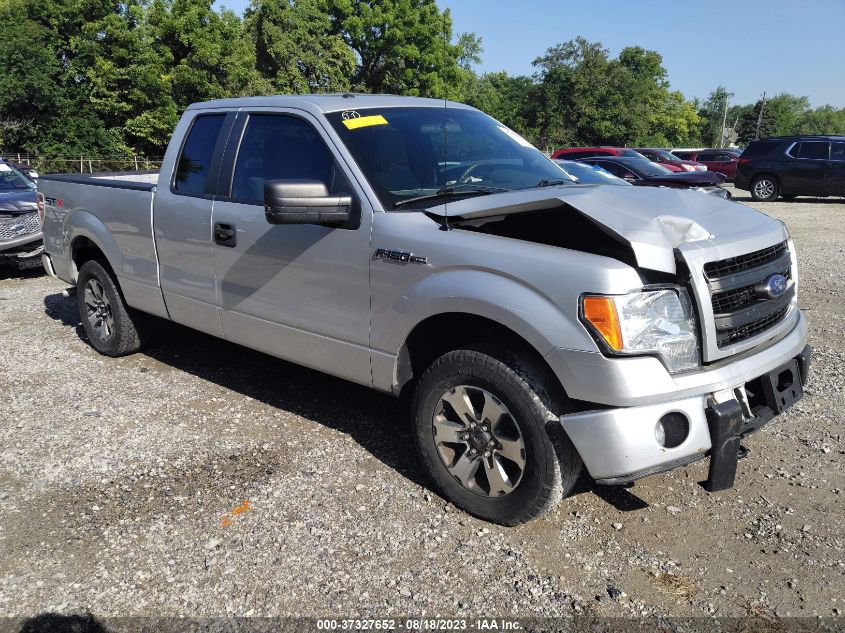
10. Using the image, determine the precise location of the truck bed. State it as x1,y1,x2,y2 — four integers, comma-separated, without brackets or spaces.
38,170,159,191
38,170,168,318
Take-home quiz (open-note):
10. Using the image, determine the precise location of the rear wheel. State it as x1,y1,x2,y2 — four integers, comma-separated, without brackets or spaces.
750,175,779,201
412,345,582,525
77,259,143,356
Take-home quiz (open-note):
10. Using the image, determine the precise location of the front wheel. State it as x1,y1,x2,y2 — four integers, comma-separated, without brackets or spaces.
750,175,780,201
412,346,582,525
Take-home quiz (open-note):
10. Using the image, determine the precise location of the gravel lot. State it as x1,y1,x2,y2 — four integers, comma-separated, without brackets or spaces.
1,188,843,628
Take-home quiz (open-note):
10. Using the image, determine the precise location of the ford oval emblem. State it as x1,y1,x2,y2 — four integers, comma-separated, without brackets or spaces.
756,273,788,299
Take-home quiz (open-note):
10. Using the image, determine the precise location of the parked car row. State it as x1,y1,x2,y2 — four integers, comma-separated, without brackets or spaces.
553,137,845,200
673,148,742,180
550,145,742,180
553,155,731,199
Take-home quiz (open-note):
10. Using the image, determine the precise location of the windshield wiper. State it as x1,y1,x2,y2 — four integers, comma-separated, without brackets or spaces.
393,184,508,208
533,178,572,188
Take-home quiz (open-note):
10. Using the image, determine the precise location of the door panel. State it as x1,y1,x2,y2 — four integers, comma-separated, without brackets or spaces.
211,111,373,386
154,111,233,336
784,141,830,195
828,142,845,195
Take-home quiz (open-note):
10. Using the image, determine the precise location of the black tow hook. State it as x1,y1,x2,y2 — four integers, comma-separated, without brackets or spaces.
702,399,744,492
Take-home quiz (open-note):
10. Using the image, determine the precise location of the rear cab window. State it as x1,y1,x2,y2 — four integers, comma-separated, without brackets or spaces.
173,114,226,195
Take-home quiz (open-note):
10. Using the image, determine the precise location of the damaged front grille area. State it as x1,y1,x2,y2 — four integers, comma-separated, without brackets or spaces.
704,241,794,348
716,305,791,347
704,241,787,279
711,269,791,314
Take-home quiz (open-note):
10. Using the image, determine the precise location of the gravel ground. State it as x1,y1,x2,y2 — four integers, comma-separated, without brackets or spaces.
0,188,843,628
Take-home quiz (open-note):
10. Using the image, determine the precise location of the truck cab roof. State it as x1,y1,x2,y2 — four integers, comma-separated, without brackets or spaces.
188,93,473,114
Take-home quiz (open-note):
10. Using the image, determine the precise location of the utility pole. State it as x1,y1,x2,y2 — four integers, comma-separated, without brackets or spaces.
719,94,729,148
755,92,767,140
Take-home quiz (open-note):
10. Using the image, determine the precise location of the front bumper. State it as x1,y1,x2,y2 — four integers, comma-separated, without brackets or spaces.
0,233,44,266
556,313,810,485
546,310,808,408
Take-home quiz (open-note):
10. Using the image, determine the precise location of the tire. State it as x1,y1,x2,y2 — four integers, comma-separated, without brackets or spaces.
750,175,780,201
412,345,582,525
76,259,143,356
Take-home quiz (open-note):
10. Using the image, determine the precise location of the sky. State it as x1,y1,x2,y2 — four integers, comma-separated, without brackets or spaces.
214,0,845,108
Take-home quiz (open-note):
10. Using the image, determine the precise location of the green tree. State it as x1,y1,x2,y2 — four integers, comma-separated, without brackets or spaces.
147,0,261,109
0,0,131,155
798,105,845,135
529,38,700,149
73,1,178,154
327,0,471,98
460,71,536,139
736,93,812,144
697,86,733,147
245,0,354,93
531,37,622,148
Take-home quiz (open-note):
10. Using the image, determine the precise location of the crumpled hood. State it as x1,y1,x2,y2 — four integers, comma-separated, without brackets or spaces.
426,184,786,273
0,190,37,213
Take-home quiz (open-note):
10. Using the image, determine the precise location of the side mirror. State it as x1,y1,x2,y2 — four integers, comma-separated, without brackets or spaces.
264,180,352,226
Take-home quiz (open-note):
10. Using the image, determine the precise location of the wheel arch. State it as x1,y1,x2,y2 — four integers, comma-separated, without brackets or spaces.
751,171,782,191
65,211,123,283
394,312,569,405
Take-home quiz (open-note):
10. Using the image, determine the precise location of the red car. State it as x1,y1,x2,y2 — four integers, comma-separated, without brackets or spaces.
672,149,741,180
634,148,706,173
550,146,664,164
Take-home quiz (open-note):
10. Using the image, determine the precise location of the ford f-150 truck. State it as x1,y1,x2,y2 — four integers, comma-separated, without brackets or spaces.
38,95,810,525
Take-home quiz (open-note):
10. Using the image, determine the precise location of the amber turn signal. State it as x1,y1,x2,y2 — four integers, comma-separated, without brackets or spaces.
582,296,623,351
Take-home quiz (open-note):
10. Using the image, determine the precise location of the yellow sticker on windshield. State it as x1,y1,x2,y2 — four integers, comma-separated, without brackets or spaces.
342,114,388,130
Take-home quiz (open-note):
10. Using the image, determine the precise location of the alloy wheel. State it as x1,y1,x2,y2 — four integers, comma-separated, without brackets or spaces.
753,178,775,199
84,278,114,341
432,385,526,497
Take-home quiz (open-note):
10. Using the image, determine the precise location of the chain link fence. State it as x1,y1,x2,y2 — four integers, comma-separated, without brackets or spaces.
0,153,164,174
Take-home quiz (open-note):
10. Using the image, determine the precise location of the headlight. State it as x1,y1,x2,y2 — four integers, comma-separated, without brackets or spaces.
581,288,700,373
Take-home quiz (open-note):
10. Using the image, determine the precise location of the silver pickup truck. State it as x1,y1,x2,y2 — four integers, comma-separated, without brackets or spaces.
38,95,810,525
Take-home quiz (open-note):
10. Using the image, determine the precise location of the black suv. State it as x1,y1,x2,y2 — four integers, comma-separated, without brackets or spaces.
735,136,845,201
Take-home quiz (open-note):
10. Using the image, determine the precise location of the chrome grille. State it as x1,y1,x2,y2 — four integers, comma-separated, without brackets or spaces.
716,306,791,347
0,211,40,241
711,269,791,314
705,241,793,348
704,242,787,279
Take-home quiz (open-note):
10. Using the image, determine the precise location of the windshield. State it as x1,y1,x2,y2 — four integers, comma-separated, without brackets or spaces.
619,148,646,158
325,107,569,210
0,163,35,190
626,159,674,177
653,149,680,161
553,160,629,186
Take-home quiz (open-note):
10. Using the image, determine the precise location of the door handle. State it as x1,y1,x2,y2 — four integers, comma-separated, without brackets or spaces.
214,222,237,247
